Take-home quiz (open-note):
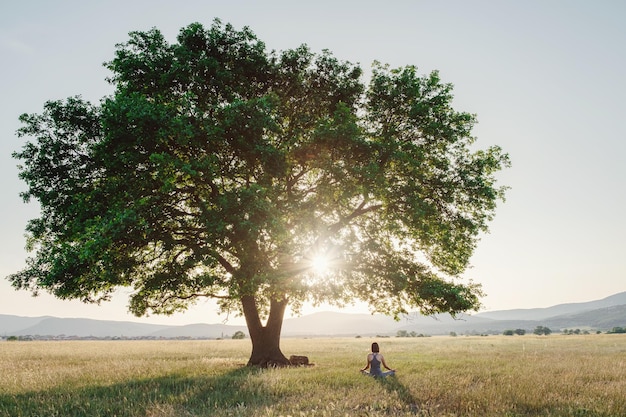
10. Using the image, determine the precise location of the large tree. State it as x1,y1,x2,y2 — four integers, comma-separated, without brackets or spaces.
9,20,509,366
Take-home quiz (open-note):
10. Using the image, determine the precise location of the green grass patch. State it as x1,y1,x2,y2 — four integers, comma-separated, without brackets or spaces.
1,335,626,416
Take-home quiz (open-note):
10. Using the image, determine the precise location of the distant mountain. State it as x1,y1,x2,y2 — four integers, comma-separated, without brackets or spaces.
395,293,626,334
8,317,169,338
149,323,247,339
281,311,399,336
2,291,626,338
543,304,626,329
475,292,626,321
0,314,53,334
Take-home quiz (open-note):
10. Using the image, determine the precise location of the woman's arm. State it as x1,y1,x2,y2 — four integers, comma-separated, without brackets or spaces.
380,355,394,371
361,354,372,371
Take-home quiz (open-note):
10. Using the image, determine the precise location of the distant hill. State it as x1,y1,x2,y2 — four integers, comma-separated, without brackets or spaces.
149,323,247,339
281,311,399,336
543,304,626,329
475,292,626,321
7,317,170,338
0,314,52,334
396,292,626,334
2,291,626,338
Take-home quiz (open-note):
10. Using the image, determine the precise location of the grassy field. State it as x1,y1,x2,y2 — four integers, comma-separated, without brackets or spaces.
1,335,626,416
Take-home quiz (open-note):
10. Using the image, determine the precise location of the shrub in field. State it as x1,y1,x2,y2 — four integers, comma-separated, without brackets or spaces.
232,331,246,340
607,326,626,334
534,325,552,335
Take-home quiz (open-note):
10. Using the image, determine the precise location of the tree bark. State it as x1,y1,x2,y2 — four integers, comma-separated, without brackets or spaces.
242,295,290,367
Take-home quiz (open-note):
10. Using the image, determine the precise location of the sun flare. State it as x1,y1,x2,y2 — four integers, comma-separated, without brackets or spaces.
310,253,331,276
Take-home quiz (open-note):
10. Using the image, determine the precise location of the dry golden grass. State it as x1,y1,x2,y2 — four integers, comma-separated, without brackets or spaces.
1,334,625,416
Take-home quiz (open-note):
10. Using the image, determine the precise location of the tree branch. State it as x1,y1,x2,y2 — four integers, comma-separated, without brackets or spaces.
147,291,232,310
328,198,382,234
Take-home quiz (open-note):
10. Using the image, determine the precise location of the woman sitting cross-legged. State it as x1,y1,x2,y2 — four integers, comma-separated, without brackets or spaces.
361,342,396,378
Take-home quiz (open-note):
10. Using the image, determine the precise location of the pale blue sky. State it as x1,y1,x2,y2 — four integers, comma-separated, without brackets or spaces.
1,1,624,326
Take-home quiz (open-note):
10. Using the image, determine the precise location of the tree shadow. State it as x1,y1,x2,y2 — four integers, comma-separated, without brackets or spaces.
0,366,276,417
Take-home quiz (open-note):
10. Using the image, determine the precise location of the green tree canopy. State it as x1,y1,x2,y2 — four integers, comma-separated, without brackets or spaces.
9,20,509,366
232,331,246,340
534,326,552,336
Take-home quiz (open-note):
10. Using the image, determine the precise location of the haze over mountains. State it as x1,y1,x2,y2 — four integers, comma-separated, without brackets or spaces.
2,292,626,339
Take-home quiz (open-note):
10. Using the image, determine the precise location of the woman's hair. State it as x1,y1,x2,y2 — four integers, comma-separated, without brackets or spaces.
371,342,380,353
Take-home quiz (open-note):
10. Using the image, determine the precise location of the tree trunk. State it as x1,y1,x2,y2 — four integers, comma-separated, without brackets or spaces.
242,295,290,367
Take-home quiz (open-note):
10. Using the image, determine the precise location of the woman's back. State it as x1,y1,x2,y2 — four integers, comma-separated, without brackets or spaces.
369,353,383,376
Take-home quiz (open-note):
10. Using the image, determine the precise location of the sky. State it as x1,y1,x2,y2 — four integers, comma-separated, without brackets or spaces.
1,1,625,326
